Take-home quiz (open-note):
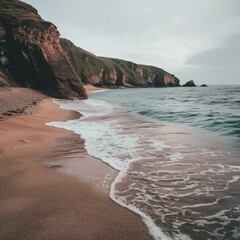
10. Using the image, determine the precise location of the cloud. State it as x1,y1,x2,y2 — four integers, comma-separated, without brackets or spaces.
23,0,240,84
176,65,240,85
185,33,240,69
177,33,240,85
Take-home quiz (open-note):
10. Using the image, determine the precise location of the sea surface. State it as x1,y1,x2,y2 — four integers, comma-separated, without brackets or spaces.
48,85,240,240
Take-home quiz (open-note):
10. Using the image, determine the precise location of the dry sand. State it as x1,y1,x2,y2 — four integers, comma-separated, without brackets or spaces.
84,84,108,93
0,88,150,240
0,87,46,121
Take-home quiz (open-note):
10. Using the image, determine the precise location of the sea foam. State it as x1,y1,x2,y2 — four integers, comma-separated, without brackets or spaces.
48,94,240,240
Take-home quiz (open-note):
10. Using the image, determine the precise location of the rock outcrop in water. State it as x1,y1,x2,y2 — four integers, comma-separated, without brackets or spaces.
200,84,207,87
0,0,180,99
182,80,196,87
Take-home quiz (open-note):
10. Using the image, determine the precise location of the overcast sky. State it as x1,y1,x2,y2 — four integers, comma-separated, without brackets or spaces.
23,0,240,85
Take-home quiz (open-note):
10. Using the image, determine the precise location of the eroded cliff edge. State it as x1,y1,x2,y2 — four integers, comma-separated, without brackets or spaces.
0,0,180,100
60,38,180,88
0,0,87,99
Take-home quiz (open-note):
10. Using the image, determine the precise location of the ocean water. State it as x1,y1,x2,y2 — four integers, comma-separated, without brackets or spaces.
47,86,240,240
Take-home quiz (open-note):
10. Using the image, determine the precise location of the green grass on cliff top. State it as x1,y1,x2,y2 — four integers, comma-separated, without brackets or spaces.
60,38,106,78
60,38,167,85
0,0,52,28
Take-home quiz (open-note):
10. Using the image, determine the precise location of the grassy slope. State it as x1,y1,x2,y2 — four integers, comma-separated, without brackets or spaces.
60,38,104,80
0,0,52,29
60,38,174,87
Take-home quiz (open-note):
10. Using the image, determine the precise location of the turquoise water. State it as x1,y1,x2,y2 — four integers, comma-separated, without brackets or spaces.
49,85,240,240
90,85,240,139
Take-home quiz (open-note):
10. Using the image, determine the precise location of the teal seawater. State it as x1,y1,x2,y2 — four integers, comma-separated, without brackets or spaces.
90,85,240,139
49,85,240,239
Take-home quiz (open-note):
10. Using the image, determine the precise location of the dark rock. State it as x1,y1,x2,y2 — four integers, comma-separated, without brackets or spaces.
0,0,87,100
2,111,12,116
182,80,197,87
200,84,207,87
8,109,22,113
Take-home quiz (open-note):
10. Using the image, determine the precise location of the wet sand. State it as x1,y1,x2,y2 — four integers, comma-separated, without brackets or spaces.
0,88,149,240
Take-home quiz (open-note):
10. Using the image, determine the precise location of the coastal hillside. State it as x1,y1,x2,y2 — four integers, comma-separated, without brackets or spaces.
60,38,180,88
0,0,180,100
0,0,87,99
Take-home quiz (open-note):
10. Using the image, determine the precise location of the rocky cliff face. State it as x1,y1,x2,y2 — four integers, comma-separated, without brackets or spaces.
60,39,180,88
0,0,87,99
0,0,180,98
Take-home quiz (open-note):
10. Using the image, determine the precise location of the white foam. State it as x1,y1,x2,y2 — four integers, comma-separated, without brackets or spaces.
48,119,133,171
82,99,113,111
48,98,177,240
89,89,110,94
204,208,232,220
230,175,240,183
153,140,170,151
47,98,240,240
53,99,113,118
168,152,183,162
183,196,232,209
193,219,218,227
110,170,172,240
232,228,240,239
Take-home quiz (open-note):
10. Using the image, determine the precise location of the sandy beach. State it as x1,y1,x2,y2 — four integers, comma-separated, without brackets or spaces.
0,87,150,240
83,84,109,94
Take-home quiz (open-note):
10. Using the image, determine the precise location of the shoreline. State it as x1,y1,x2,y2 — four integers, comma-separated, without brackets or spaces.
51,91,171,240
0,88,150,240
84,84,109,94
